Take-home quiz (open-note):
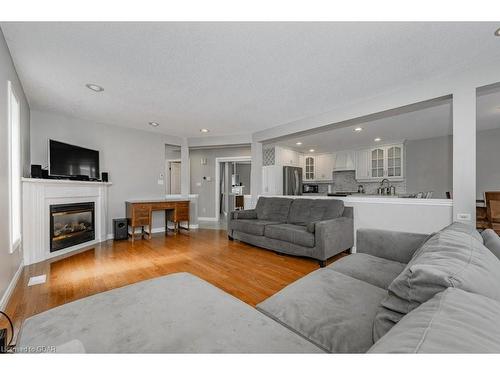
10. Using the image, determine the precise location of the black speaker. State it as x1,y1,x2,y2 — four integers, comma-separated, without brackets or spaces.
31,164,42,178
101,172,109,182
41,169,49,178
113,218,128,240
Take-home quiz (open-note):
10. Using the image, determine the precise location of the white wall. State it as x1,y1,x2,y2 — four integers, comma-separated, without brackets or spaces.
30,110,184,235
0,29,30,308
189,146,251,218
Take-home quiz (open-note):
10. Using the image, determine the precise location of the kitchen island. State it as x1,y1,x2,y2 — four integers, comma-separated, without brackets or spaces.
262,194,453,251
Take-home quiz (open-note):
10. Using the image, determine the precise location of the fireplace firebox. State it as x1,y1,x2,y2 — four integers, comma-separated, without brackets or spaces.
50,202,95,252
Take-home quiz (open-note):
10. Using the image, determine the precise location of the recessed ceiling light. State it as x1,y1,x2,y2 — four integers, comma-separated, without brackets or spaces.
353,127,363,132
296,142,302,145
374,137,382,142
200,128,210,133
309,149,315,153
85,83,104,92
149,122,159,127
495,27,500,36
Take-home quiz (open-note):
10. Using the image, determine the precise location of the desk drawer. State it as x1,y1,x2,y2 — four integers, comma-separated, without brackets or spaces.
175,209,189,221
132,206,151,225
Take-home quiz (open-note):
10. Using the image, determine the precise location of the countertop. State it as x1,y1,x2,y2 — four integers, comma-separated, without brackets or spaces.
270,194,453,206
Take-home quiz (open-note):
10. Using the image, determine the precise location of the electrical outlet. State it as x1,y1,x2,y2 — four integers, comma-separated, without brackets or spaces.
457,213,471,221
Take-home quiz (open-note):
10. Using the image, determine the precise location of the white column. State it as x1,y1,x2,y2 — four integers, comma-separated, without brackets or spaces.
453,87,476,224
250,141,263,207
180,141,190,196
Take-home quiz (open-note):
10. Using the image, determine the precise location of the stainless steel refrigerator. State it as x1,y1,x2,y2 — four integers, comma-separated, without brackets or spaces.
283,166,303,195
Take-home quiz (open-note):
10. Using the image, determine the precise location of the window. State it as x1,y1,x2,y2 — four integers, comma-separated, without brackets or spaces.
8,81,21,253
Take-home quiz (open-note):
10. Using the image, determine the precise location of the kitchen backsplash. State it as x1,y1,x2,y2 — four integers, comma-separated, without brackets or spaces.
313,171,407,194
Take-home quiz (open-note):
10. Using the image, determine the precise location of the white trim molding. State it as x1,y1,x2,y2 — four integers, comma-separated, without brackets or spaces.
0,261,23,311
22,178,111,265
198,217,219,222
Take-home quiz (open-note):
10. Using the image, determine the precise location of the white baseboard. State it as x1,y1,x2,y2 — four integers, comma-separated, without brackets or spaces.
0,261,24,311
198,217,218,221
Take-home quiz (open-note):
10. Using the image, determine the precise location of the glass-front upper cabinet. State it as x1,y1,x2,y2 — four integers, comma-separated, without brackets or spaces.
387,145,403,178
305,156,315,180
371,148,385,178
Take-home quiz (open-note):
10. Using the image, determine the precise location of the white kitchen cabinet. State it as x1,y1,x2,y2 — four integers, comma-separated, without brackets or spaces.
356,143,405,182
315,154,335,181
304,155,315,181
355,149,371,180
275,146,300,166
262,165,283,195
333,150,355,171
303,154,334,181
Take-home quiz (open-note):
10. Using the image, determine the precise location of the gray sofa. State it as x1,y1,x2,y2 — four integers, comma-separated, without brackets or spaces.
257,222,500,353
228,197,354,266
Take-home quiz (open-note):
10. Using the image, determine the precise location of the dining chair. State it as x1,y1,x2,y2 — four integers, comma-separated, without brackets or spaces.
485,192,500,234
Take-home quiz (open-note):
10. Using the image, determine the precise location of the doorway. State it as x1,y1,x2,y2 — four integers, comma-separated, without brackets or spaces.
169,161,181,194
215,156,252,221
165,144,182,195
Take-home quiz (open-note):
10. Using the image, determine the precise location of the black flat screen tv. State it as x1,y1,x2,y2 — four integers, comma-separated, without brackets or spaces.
49,139,100,179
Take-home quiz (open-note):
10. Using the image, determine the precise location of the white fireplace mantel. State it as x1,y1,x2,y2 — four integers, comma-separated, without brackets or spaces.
22,178,111,265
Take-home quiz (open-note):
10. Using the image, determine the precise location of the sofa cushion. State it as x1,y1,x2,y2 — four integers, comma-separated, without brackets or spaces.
369,288,500,353
257,270,387,353
265,224,315,248
287,199,344,225
255,197,293,222
482,229,500,260
373,222,500,341
233,210,257,220
327,253,406,290
230,219,280,236
442,221,484,244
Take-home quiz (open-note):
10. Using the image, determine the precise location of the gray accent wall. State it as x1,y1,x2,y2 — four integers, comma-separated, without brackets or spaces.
0,29,30,306
405,135,453,199
477,127,500,199
189,146,251,218
30,110,183,236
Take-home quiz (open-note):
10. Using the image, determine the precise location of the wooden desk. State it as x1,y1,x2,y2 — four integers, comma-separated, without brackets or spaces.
126,199,190,242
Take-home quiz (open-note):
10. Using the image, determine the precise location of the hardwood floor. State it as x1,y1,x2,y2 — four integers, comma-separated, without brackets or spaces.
3,229,346,344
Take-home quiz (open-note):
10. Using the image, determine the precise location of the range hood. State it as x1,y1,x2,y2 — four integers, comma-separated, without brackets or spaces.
333,151,355,171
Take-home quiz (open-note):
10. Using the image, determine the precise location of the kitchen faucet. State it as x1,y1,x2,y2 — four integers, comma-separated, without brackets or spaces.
378,178,390,195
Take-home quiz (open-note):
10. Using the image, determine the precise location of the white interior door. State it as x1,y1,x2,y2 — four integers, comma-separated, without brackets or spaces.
170,162,181,194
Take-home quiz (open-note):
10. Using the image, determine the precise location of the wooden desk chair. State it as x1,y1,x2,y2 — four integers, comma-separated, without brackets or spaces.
485,192,500,234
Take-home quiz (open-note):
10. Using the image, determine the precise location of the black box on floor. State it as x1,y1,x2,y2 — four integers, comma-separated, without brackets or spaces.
113,218,128,240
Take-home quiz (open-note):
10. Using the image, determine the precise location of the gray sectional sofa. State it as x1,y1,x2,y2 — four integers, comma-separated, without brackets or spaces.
228,197,354,266
257,222,500,353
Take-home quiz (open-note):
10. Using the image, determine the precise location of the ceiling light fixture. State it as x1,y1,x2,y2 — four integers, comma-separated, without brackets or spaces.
85,83,104,92
353,127,363,132
374,137,382,142
309,149,315,153
296,142,302,145
200,128,210,133
495,27,500,36
149,122,159,127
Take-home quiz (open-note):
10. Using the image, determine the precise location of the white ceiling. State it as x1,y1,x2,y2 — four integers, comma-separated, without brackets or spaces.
275,89,500,154
2,22,500,138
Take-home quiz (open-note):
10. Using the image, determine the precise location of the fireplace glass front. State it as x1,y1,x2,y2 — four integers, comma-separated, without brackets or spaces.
50,202,95,252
